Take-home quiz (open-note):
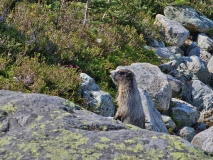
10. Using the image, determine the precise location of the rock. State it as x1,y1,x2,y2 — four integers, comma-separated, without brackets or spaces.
178,126,196,142
154,14,189,47
207,56,213,73
156,46,184,60
150,39,165,47
161,115,176,131
198,108,213,127
164,5,213,32
195,122,207,132
189,80,213,110
80,73,115,117
170,98,200,127
0,90,212,159
180,56,212,85
186,42,200,57
197,33,213,52
159,60,180,74
200,50,211,64
139,89,168,133
192,126,213,154
117,63,172,111
166,74,184,97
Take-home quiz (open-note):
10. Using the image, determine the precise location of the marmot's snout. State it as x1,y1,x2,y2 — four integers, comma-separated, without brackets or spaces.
110,70,116,79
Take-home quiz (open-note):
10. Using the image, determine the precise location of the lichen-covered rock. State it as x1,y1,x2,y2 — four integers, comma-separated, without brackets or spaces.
139,89,168,133
155,14,189,47
192,126,213,154
117,63,172,111
170,98,200,127
178,126,196,142
198,108,213,127
164,5,213,32
80,73,115,117
0,90,212,159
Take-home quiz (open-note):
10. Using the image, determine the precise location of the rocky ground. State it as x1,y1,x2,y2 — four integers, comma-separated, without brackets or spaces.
0,90,212,159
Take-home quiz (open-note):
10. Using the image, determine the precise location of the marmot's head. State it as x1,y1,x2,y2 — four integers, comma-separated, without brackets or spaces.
110,69,135,86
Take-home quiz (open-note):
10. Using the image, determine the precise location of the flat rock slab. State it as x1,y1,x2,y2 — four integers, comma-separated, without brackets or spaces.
0,90,212,159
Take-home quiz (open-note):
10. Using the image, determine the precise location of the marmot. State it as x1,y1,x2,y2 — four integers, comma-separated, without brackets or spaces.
110,69,145,129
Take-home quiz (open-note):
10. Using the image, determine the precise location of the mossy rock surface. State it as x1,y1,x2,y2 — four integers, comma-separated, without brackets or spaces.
0,90,212,160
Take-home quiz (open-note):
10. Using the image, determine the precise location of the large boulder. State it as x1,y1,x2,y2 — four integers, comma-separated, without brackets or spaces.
164,5,213,32
154,14,189,47
80,73,115,117
117,63,172,111
192,126,213,154
0,90,212,159
139,89,168,133
170,98,200,127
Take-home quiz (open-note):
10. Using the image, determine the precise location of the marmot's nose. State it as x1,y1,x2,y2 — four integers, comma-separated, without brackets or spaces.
110,70,116,78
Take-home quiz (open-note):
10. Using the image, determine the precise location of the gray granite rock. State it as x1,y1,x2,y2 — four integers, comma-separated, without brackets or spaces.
139,89,168,133
197,33,213,52
161,115,176,131
170,98,200,127
156,46,184,60
154,14,189,47
80,73,115,117
178,126,196,142
164,5,213,32
192,126,213,153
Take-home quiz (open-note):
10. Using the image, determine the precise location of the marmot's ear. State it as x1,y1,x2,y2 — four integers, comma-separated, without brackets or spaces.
126,72,131,79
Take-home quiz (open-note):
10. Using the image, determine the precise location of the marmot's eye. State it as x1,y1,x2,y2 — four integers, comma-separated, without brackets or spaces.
118,71,125,75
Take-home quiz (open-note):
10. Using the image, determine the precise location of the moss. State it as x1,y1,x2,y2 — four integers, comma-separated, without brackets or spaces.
0,137,12,147
35,115,43,122
114,154,137,160
133,143,143,152
94,143,109,150
113,143,126,150
101,125,108,131
82,153,102,160
0,104,17,114
170,152,188,160
100,137,110,143
125,124,142,131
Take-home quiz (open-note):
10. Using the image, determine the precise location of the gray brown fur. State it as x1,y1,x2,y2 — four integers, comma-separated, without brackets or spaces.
110,69,145,129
